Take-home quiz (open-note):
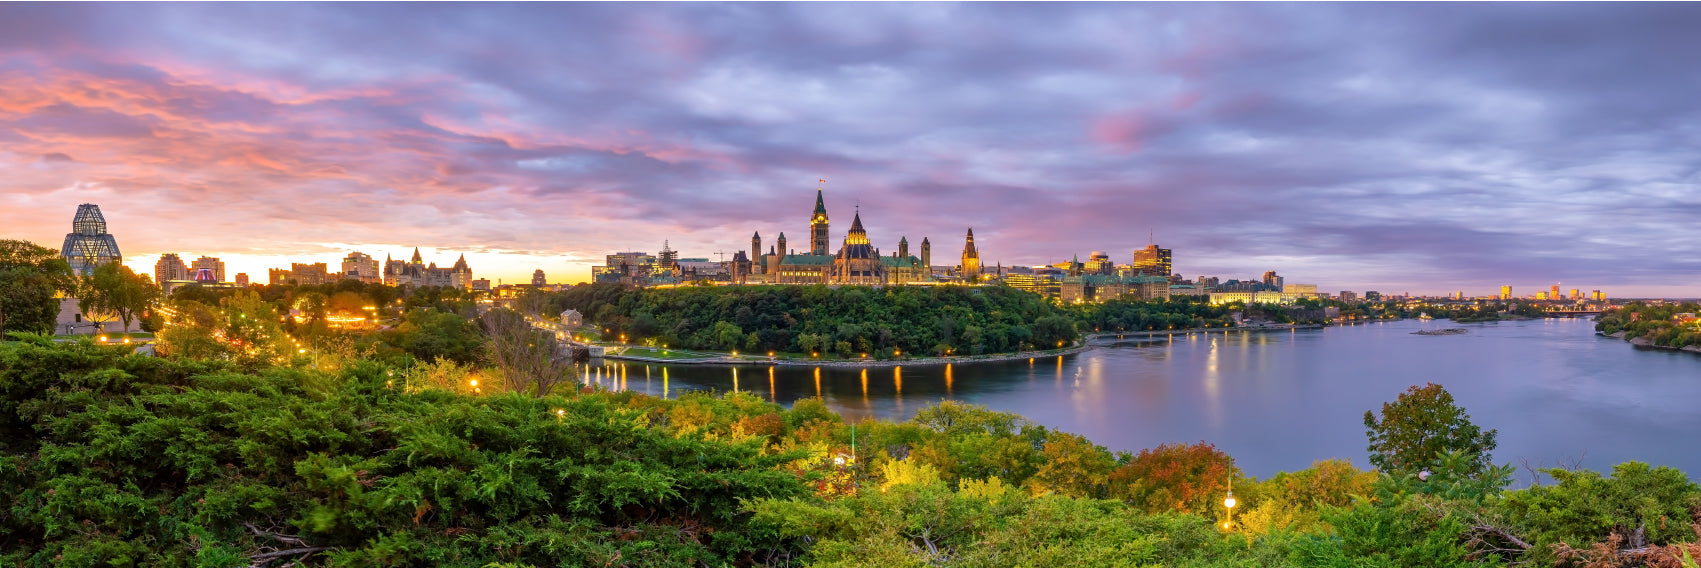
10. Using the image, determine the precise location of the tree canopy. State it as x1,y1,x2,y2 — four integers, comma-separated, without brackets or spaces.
1363,383,1499,476
0,239,75,337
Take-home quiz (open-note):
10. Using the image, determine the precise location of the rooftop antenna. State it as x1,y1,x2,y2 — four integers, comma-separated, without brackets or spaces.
1150,228,1154,245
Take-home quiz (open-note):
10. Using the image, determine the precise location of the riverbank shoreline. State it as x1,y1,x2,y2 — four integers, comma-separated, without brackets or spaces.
1083,323,1327,343
1602,330,1701,355
599,345,1093,368
598,323,1332,368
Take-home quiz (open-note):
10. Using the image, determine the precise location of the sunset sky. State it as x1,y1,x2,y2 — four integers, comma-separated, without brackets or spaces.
3,3,1698,296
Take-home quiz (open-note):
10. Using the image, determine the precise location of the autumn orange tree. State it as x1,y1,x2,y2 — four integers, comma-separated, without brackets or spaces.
1108,442,1239,514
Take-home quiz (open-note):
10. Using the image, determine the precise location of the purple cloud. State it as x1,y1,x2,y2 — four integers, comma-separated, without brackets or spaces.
0,3,1697,295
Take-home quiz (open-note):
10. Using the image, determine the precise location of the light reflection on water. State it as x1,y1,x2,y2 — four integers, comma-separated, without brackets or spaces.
592,318,1701,480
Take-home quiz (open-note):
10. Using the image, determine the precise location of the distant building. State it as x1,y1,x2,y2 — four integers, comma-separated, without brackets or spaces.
757,185,928,286
1262,271,1283,290
60,204,122,276
472,278,491,291
532,269,547,287
1592,290,1603,301
1285,283,1319,297
383,248,473,288
1550,284,1561,299
155,253,190,287
1132,245,1171,277
1500,286,1512,300
959,227,980,280
270,262,334,286
1003,271,1061,297
1338,291,1357,301
560,309,584,328
342,252,381,284
191,256,226,283
1061,275,1170,303
234,273,249,286
1365,291,1382,301
1084,251,1114,275
1209,290,1305,305
593,251,662,285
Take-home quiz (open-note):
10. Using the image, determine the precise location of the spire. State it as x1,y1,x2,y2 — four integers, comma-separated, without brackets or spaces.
411,247,423,263
753,231,760,239
845,210,869,245
813,187,828,218
900,236,908,244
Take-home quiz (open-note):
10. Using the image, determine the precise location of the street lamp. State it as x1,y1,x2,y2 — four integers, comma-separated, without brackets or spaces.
1223,480,1237,530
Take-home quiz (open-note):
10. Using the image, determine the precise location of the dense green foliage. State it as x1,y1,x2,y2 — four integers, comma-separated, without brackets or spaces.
1364,383,1499,476
0,239,75,337
550,284,1081,357
548,283,1252,357
1596,301,1701,348
0,338,803,566
1069,295,1235,332
4,339,1699,567
77,262,160,335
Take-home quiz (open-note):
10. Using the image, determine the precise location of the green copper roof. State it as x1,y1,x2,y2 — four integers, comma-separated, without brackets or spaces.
780,254,834,266
880,255,922,268
813,189,827,216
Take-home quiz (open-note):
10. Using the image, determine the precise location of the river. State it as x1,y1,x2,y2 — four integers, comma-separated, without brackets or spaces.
587,318,1701,481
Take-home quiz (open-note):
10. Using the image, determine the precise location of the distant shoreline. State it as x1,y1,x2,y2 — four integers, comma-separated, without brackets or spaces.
1604,330,1701,355
600,344,1094,368
596,323,1331,368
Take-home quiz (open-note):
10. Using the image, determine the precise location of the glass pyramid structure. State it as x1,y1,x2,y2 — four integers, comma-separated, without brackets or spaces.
60,203,122,275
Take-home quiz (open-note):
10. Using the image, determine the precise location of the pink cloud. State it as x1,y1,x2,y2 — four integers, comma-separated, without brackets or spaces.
1091,110,1145,154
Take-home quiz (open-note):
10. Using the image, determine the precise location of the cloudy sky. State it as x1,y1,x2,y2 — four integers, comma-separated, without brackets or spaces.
3,3,1698,296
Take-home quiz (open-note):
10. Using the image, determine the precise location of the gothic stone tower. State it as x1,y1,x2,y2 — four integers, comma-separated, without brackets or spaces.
898,236,909,259
960,227,980,279
920,237,931,271
809,187,830,255
751,231,762,274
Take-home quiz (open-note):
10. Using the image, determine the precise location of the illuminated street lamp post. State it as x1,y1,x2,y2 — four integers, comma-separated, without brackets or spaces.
1223,479,1238,530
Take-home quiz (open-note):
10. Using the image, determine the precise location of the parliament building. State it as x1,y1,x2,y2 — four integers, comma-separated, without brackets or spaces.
738,185,968,286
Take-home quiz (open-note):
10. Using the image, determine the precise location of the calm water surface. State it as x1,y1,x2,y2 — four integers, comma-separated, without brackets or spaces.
589,318,1701,480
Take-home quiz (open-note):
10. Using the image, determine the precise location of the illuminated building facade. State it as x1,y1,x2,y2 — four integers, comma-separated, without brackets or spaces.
1132,244,1171,277
1083,251,1114,275
155,253,190,286
762,183,930,286
1500,286,1512,300
532,269,547,287
60,204,122,276
342,252,381,284
809,185,830,255
1062,275,1171,303
960,228,980,280
269,262,335,286
383,248,473,289
191,256,226,283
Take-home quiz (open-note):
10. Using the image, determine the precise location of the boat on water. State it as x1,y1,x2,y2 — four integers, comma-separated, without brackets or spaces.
1412,328,1467,336
1417,313,1434,320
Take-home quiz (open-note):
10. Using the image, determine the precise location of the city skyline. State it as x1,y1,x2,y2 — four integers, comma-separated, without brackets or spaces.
3,4,1699,296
